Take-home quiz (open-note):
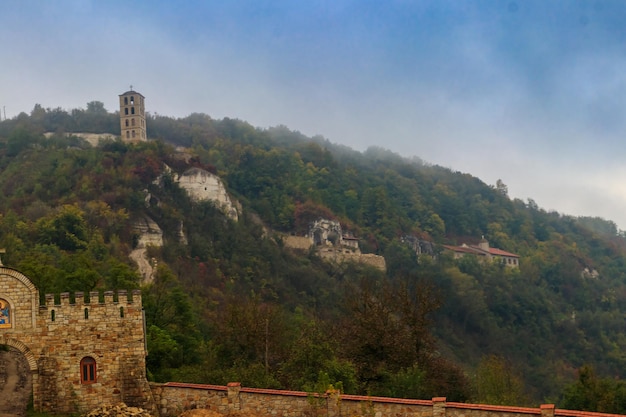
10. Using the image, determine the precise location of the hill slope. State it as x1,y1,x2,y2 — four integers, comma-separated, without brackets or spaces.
1,105,626,410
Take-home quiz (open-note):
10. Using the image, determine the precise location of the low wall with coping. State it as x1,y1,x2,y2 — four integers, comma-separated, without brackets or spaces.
149,382,626,417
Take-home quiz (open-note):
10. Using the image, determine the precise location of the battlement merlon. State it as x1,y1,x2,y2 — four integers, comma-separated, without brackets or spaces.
39,290,144,324
41,289,142,308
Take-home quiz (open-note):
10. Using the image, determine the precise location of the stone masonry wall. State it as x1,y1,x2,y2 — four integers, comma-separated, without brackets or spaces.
0,267,154,414
283,235,387,271
2,265,623,417
318,248,387,272
151,382,625,417
151,382,322,417
283,235,313,251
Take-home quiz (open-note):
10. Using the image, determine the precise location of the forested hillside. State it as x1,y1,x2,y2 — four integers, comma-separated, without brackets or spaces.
2,103,626,412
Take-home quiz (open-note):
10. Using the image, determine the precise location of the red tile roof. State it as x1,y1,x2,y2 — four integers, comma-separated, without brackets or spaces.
442,245,487,256
487,247,520,258
443,244,519,258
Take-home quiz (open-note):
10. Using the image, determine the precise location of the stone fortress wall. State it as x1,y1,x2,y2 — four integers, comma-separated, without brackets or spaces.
151,382,614,417
1,264,622,417
283,218,387,272
284,234,387,271
316,247,388,271
0,266,154,414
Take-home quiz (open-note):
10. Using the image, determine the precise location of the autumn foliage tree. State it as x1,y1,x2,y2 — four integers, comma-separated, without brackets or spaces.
3,103,626,404
293,201,336,235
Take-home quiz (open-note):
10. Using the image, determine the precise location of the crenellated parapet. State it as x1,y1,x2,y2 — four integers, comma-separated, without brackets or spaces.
39,289,143,325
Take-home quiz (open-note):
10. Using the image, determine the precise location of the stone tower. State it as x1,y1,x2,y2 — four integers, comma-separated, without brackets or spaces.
119,88,147,142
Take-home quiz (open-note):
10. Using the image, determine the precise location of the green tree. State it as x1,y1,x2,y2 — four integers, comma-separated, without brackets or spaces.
86,101,107,114
561,365,626,414
474,355,527,405
143,265,201,372
280,319,357,393
6,126,41,157
36,205,89,251
145,325,181,380
495,179,508,197
424,213,445,240
339,270,446,396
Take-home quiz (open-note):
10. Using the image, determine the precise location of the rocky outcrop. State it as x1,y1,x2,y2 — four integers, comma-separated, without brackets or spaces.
581,267,599,279
131,166,240,282
309,219,344,247
174,168,239,221
401,235,436,256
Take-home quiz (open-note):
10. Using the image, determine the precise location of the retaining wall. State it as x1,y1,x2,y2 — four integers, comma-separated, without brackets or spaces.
150,382,625,417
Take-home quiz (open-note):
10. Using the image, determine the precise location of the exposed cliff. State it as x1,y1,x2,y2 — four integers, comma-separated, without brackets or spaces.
174,168,239,221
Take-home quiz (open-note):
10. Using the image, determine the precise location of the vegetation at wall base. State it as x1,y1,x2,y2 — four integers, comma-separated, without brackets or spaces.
3,103,626,412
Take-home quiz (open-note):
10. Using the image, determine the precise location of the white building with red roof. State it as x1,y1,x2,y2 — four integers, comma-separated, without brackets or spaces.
443,238,520,268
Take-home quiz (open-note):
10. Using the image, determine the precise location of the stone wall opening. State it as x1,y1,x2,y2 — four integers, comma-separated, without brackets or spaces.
0,346,33,417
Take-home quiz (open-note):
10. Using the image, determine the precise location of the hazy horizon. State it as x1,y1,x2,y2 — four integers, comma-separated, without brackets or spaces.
3,0,626,229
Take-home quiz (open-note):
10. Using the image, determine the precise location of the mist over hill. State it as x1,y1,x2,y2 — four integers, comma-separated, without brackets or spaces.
1,103,626,412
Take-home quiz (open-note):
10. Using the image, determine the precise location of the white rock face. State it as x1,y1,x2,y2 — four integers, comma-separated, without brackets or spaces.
132,166,238,281
175,167,238,220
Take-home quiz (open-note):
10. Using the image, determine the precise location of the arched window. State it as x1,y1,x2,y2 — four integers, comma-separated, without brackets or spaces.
125,108,129,115
124,97,128,105
80,357,97,384
131,107,135,115
125,119,129,127
131,118,135,126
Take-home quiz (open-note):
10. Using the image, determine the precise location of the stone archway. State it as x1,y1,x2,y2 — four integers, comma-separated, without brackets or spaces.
0,346,33,417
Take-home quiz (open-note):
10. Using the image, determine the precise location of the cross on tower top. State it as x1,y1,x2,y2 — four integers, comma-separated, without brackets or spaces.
130,84,133,91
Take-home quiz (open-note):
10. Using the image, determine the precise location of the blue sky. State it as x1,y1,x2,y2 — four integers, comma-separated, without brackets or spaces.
4,1,626,229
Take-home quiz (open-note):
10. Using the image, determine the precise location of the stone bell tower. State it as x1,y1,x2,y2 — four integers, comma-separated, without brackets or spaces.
119,87,147,142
